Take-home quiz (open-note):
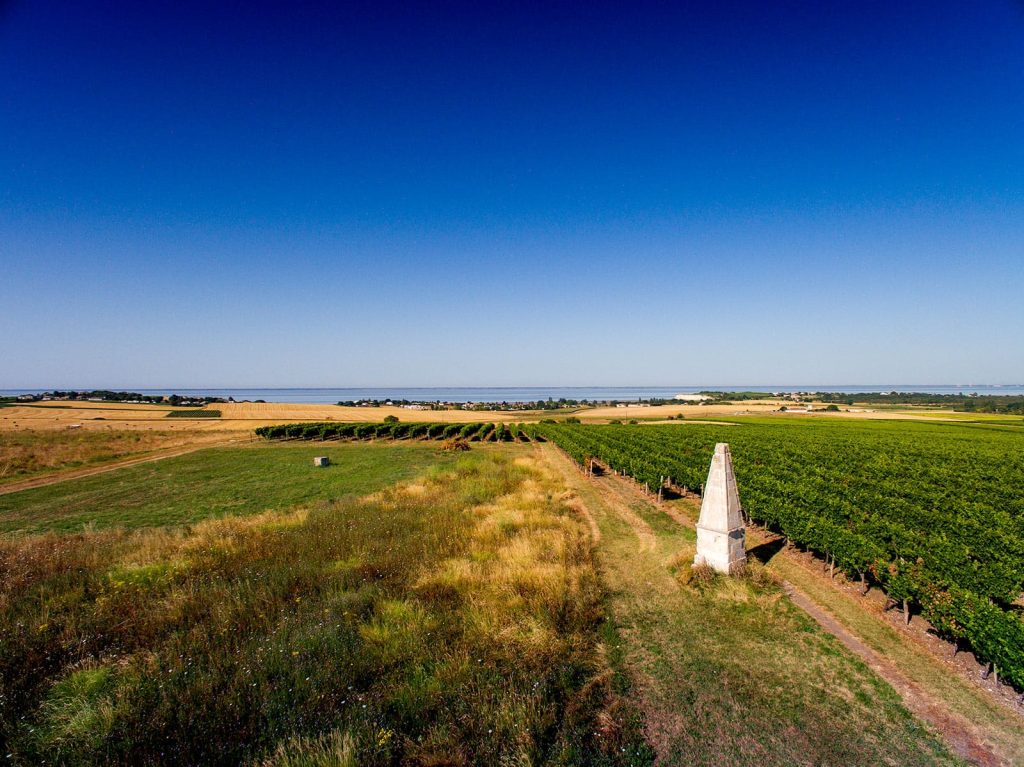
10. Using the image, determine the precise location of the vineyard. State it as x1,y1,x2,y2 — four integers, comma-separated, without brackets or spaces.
254,421,536,442
258,417,1024,691
165,409,221,418
533,419,1024,691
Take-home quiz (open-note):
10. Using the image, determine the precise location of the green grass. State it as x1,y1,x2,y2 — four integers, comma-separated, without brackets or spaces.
0,443,447,534
0,445,636,765
165,408,221,418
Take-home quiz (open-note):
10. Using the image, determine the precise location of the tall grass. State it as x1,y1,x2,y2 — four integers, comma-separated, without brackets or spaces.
0,448,640,765
0,430,196,485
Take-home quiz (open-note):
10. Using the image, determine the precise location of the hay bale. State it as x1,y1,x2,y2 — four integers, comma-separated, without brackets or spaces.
313,456,330,467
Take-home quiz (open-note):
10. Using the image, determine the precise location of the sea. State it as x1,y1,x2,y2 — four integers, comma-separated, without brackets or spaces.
4,385,1024,404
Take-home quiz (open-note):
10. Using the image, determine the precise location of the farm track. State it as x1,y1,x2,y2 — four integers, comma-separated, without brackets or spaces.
778,580,1001,767
0,438,245,496
538,443,1015,767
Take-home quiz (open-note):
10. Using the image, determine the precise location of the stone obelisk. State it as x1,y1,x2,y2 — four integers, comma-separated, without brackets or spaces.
694,443,746,574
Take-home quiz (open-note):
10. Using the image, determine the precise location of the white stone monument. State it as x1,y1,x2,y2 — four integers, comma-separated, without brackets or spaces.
694,443,746,574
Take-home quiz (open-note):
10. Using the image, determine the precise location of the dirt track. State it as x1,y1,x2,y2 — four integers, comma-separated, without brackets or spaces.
0,438,244,496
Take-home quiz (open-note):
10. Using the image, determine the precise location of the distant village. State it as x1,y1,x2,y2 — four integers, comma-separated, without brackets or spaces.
13,390,228,407
336,393,735,411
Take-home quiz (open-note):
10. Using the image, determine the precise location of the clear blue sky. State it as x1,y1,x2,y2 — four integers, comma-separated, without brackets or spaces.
2,1,1022,388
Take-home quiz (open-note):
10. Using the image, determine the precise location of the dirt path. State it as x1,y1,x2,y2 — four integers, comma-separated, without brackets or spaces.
538,443,1009,766
779,581,1001,766
0,438,245,496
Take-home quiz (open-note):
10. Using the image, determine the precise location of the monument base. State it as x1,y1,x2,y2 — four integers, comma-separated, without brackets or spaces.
694,526,746,574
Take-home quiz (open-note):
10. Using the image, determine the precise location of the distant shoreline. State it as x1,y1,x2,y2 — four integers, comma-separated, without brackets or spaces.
4,385,1024,404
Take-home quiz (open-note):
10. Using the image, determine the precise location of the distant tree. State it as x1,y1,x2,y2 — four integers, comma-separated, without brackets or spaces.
383,415,399,424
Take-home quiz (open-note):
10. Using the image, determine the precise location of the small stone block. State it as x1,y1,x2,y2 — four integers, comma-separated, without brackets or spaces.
313,456,330,467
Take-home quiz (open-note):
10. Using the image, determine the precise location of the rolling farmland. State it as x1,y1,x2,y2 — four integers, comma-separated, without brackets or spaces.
535,419,1024,689
263,417,1024,692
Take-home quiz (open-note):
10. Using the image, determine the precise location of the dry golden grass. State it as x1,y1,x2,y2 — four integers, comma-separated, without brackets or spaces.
0,402,237,434
218,401,526,424
2,398,988,438
0,445,643,764
0,429,227,486
0,402,524,434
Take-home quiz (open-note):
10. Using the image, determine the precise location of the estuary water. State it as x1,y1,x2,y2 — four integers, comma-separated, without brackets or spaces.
5,385,1024,404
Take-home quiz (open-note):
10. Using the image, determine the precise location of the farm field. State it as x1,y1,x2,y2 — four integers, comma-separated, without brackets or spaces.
264,417,1024,748
5,397,1005,437
2,437,989,765
0,443,641,764
534,419,1024,691
0,442,447,535
0,429,228,487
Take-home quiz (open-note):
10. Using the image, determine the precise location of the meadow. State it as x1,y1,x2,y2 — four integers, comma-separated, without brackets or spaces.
0,443,445,534
0,429,215,487
4,417,1023,765
0,444,643,765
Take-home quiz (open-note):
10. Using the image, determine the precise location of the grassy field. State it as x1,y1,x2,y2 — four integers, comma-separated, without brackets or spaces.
0,444,642,764
0,443,448,534
1,432,1008,764
0,429,223,487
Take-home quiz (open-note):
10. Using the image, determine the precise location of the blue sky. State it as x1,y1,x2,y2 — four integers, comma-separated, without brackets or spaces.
2,1,1022,387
